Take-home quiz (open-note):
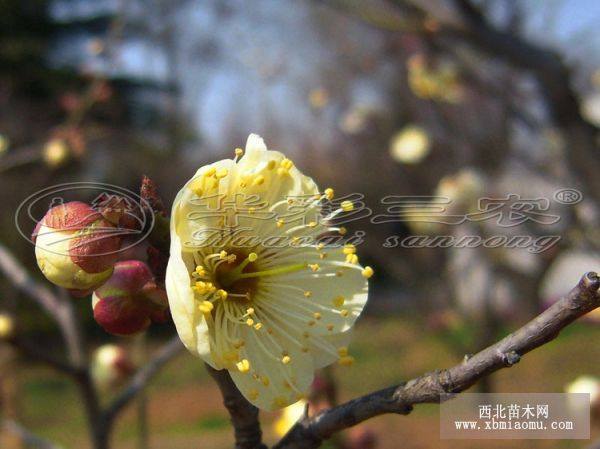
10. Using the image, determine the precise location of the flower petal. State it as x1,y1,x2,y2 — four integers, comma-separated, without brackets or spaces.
166,233,213,364
258,248,368,336
230,312,315,411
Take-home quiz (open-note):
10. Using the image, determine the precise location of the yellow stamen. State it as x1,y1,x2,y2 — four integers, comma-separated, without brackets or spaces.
199,301,213,314
333,296,345,308
217,289,228,300
346,254,359,264
341,309,349,317
338,356,355,366
236,359,251,373
337,347,348,357
204,167,216,177
324,187,334,200
341,200,354,212
281,355,291,365
216,168,228,179
188,178,204,196
343,244,356,255
253,175,265,186
362,266,374,278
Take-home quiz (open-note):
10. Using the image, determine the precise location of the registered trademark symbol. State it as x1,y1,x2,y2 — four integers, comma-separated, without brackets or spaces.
554,188,582,205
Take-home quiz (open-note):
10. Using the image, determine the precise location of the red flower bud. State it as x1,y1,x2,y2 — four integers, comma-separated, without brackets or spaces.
92,260,168,336
33,201,121,290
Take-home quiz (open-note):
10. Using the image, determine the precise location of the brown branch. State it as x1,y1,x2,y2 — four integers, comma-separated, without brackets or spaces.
274,272,600,449
103,336,183,424
206,364,268,449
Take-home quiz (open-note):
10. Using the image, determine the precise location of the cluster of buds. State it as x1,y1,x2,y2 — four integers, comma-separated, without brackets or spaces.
91,344,135,390
33,197,169,336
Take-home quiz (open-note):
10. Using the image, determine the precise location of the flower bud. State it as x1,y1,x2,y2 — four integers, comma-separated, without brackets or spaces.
91,344,135,390
92,260,169,336
33,201,121,291
0,313,15,340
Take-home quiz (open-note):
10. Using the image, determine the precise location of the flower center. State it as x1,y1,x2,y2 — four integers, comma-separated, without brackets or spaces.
215,250,307,299
215,250,260,298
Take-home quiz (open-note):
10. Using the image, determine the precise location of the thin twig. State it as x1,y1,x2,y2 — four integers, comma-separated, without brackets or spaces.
0,243,62,320
2,419,63,449
274,272,600,449
103,336,183,424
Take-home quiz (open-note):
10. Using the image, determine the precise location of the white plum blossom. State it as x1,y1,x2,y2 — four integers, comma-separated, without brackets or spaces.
166,134,371,410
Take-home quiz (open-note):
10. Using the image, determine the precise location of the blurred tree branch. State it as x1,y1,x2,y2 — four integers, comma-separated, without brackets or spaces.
273,272,600,449
103,336,183,425
2,420,63,449
448,0,600,201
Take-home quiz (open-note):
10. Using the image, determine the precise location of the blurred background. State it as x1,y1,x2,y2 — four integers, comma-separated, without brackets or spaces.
0,0,599,448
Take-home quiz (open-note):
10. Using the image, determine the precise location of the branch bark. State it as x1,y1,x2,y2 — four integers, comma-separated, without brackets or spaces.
206,364,268,449
274,272,600,449
103,336,183,425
